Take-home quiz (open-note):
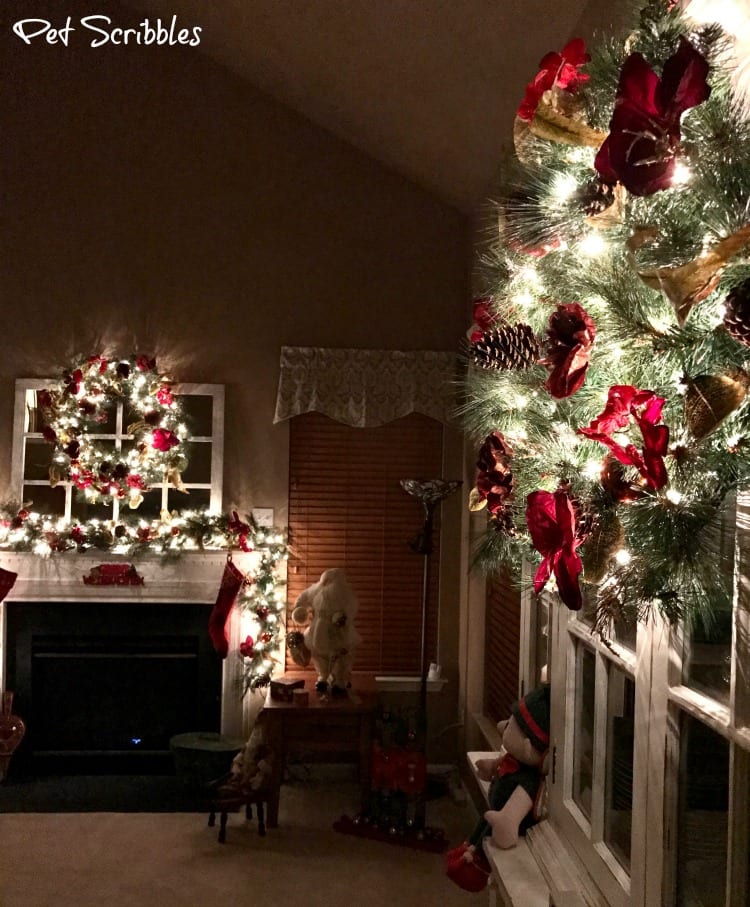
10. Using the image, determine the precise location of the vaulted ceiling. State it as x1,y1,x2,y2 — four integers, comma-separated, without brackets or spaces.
133,0,628,213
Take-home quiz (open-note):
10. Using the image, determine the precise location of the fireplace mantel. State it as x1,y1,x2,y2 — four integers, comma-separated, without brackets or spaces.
0,550,262,736
0,550,235,602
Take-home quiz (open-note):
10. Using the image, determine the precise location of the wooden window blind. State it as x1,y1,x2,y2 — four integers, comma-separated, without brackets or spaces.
483,567,520,722
286,411,444,675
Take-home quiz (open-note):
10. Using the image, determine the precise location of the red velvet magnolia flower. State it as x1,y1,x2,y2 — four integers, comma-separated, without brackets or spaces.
151,428,180,452
64,369,83,396
136,355,157,372
474,431,514,514
240,635,256,658
156,384,174,406
469,297,501,342
542,303,596,398
594,37,710,196
87,355,108,374
517,38,591,122
229,510,254,552
525,489,583,611
578,385,669,489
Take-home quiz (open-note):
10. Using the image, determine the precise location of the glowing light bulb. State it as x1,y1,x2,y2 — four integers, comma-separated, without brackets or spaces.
519,265,541,285
578,233,607,257
671,161,692,186
665,489,683,505
614,549,631,565
584,459,602,480
551,172,578,201
512,291,535,308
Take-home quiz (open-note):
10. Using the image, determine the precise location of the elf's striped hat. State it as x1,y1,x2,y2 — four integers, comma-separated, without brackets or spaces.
511,684,550,753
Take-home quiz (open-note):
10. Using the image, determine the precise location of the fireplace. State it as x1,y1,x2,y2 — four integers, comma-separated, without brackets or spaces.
0,550,251,776
5,601,222,774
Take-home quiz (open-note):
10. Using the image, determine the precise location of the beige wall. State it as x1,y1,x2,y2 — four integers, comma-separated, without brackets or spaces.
2,0,471,746
2,0,469,515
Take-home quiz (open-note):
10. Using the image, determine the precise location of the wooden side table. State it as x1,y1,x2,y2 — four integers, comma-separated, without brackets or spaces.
261,684,377,828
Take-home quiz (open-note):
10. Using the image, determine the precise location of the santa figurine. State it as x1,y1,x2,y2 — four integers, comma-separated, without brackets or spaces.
291,568,361,697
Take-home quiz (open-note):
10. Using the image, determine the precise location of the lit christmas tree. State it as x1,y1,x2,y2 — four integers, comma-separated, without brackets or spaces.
464,0,750,632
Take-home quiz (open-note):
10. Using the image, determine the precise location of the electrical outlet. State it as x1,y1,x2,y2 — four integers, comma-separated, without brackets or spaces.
252,508,274,528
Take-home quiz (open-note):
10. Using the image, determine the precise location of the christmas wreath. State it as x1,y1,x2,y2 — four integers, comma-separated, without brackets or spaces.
37,355,189,508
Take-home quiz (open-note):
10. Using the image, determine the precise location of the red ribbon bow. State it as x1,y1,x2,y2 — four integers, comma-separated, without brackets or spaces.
526,489,583,611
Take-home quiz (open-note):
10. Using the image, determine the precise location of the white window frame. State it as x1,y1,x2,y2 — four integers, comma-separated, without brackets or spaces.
11,379,225,518
539,492,750,907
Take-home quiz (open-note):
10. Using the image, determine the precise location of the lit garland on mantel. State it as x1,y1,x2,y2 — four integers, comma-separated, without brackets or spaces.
0,503,288,692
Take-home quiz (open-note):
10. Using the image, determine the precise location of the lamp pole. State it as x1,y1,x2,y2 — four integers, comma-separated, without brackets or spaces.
400,478,461,829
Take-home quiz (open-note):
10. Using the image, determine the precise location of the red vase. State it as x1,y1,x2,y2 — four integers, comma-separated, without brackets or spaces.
0,691,26,782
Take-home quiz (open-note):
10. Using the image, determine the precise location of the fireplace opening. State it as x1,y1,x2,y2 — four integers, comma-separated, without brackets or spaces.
5,601,222,775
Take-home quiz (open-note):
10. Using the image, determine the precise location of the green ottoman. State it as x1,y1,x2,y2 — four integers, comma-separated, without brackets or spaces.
170,732,246,789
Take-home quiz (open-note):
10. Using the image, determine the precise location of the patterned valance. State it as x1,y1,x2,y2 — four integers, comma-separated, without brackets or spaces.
274,347,459,428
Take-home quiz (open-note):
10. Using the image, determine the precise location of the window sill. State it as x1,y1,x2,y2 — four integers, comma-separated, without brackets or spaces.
374,675,447,693
466,751,549,907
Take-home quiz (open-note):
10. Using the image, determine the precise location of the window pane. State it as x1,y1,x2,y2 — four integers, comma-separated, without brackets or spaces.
92,403,117,434
180,441,212,484
605,668,634,870
612,613,637,652
573,644,596,819
24,389,41,433
175,394,213,436
580,585,636,651
134,491,166,518
676,714,728,907
24,438,53,481
168,488,210,512
683,608,732,706
535,594,550,685
23,484,66,517
70,496,113,522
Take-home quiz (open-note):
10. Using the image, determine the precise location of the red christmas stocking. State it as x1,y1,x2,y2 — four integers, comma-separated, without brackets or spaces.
0,567,17,603
208,558,245,658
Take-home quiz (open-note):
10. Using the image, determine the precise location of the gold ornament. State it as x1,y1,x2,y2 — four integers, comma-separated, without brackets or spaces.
528,98,607,148
585,182,626,230
581,514,625,585
632,223,750,327
684,372,750,440
468,487,487,511
286,630,312,667
513,87,606,163
167,467,188,493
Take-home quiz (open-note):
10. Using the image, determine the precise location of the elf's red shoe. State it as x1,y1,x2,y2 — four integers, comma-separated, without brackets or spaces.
445,841,470,869
445,843,491,892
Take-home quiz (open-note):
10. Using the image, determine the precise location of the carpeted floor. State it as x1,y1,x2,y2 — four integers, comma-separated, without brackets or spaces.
0,773,209,813
0,768,480,907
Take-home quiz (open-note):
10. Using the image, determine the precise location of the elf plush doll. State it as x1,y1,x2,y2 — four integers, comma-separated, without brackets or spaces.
446,684,550,892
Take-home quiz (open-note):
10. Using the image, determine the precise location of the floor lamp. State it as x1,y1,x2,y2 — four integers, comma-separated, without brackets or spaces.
400,478,461,828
